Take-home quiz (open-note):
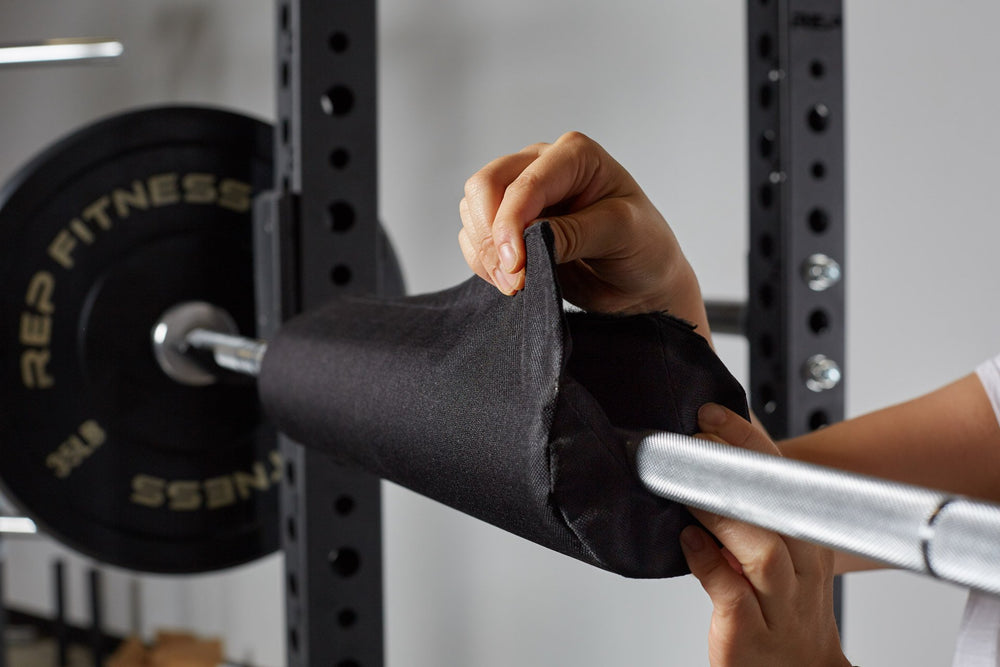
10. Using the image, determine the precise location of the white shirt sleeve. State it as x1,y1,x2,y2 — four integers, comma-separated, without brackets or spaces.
952,355,1000,667
954,592,1000,667
975,356,1000,427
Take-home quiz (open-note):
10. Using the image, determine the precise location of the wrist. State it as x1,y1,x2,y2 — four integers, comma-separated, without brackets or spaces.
649,261,712,347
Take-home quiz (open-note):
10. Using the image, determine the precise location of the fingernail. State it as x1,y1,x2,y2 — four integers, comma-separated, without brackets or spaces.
492,267,513,294
698,403,727,426
680,526,705,552
498,242,517,273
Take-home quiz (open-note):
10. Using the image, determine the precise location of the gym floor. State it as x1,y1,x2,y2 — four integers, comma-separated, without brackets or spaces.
5,628,92,667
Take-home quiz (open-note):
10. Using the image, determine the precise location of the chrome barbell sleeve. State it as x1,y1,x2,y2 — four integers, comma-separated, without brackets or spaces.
152,301,266,385
185,328,268,378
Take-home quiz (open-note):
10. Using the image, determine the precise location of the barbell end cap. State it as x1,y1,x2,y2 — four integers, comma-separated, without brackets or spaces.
151,301,241,386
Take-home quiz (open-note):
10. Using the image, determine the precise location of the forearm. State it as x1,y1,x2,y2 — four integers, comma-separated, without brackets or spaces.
776,373,1000,572
779,374,1000,501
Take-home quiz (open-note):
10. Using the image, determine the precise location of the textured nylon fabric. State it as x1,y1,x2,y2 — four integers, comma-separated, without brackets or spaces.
259,223,749,578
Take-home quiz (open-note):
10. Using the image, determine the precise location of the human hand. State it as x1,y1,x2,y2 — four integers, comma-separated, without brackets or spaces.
680,403,851,667
459,132,710,333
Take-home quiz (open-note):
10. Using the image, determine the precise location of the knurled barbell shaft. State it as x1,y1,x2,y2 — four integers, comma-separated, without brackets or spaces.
636,431,1000,595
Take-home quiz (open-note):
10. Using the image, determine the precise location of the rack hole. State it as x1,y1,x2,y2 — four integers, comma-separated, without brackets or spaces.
758,83,773,109
808,208,830,234
338,608,358,628
286,517,296,541
281,118,290,145
331,265,353,285
808,104,830,132
289,628,299,652
759,130,775,159
287,573,298,597
758,233,774,258
811,161,827,179
758,283,774,309
321,86,355,117
280,3,290,31
758,183,774,210
329,201,356,232
809,410,830,430
810,60,826,78
758,333,774,359
330,148,350,169
757,34,773,59
336,661,360,667
329,31,349,53
335,495,355,516
330,547,361,577
281,61,290,88
809,309,830,334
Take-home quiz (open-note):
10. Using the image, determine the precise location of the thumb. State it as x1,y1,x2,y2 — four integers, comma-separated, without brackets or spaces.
543,198,634,265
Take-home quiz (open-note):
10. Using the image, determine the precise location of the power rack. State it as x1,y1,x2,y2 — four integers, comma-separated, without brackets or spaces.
263,1,845,663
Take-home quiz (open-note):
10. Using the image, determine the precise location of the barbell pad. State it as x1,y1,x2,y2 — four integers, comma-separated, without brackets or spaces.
258,223,749,578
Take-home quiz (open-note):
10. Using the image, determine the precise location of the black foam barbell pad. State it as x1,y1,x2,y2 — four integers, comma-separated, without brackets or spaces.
259,223,749,578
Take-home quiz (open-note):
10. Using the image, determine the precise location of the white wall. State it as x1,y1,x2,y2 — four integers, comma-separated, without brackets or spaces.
1,1,998,665
838,3,1000,663
0,3,285,665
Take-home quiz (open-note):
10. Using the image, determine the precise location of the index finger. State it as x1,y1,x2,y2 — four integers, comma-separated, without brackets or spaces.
462,145,547,263
491,131,631,276
688,405,798,596
690,404,825,581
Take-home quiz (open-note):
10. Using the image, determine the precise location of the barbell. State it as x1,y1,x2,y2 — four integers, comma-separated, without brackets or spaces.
2,107,998,595
151,302,1000,595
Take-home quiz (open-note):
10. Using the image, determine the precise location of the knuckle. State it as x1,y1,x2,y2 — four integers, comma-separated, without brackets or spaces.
711,581,756,617
457,227,474,253
464,172,490,200
553,217,583,261
557,131,602,167
506,171,541,199
741,546,784,581
457,228,473,257
557,130,593,150
459,224,497,270
475,232,496,264
520,140,550,154
601,196,637,225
